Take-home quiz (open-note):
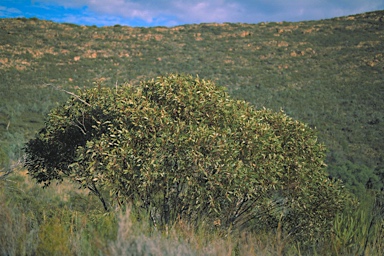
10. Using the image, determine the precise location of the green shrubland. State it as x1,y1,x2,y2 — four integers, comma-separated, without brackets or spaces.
1,12,384,195
20,74,355,250
1,11,384,254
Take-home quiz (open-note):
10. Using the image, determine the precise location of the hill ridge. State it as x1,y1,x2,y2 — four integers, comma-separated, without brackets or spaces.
0,10,383,191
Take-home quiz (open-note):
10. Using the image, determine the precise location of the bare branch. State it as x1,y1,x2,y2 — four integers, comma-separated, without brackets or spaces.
43,83,91,106
0,168,12,180
0,159,23,180
61,89,91,106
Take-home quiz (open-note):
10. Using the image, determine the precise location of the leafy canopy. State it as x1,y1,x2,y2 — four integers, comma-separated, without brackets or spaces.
24,74,351,239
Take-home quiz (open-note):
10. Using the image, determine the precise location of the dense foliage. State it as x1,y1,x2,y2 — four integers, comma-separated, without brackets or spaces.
24,74,351,240
1,12,384,196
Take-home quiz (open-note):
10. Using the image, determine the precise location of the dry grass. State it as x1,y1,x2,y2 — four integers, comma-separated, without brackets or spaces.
107,208,300,256
1,167,383,256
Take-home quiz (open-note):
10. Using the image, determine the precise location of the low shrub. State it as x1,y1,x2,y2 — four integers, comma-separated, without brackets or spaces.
24,74,352,241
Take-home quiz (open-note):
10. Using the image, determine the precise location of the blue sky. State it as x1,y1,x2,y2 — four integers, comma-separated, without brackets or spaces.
1,0,384,27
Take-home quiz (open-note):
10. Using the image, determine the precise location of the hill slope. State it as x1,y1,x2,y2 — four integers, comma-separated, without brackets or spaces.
0,11,383,191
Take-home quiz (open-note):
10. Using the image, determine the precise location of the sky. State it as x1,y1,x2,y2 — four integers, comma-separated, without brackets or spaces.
1,0,384,27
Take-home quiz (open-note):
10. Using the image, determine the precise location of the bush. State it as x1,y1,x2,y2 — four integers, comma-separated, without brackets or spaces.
24,74,351,241
328,160,380,198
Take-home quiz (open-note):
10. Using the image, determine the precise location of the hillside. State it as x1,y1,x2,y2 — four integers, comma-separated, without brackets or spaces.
0,11,383,191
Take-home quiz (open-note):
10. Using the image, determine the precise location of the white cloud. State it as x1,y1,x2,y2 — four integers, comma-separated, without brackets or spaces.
34,0,246,24
0,6,22,16
250,0,384,21
14,0,384,26
88,1,154,22
166,0,239,24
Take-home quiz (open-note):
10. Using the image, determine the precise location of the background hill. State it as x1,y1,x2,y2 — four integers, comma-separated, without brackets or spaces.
1,11,383,194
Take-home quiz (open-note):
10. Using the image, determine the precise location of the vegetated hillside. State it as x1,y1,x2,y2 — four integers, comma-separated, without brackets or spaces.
0,11,383,191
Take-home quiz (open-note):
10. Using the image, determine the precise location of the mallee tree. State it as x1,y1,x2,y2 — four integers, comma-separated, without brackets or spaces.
24,74,351,241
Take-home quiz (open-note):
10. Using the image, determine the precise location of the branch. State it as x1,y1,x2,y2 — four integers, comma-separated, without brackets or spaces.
61,89,91,106
43,83,91,107
87,182,109,211
71,112,88,135
0,168,12,180
0,159,23,181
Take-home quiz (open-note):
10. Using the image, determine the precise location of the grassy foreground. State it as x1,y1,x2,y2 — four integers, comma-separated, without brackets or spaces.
1,163,383,255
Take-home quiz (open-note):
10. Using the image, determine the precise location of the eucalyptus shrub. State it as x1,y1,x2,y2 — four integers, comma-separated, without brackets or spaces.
24,74,350,240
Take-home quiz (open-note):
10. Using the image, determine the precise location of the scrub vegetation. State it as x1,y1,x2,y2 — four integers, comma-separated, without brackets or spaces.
1,10,384,255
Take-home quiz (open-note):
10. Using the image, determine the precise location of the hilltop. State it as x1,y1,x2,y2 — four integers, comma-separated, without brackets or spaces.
0,11,383,192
